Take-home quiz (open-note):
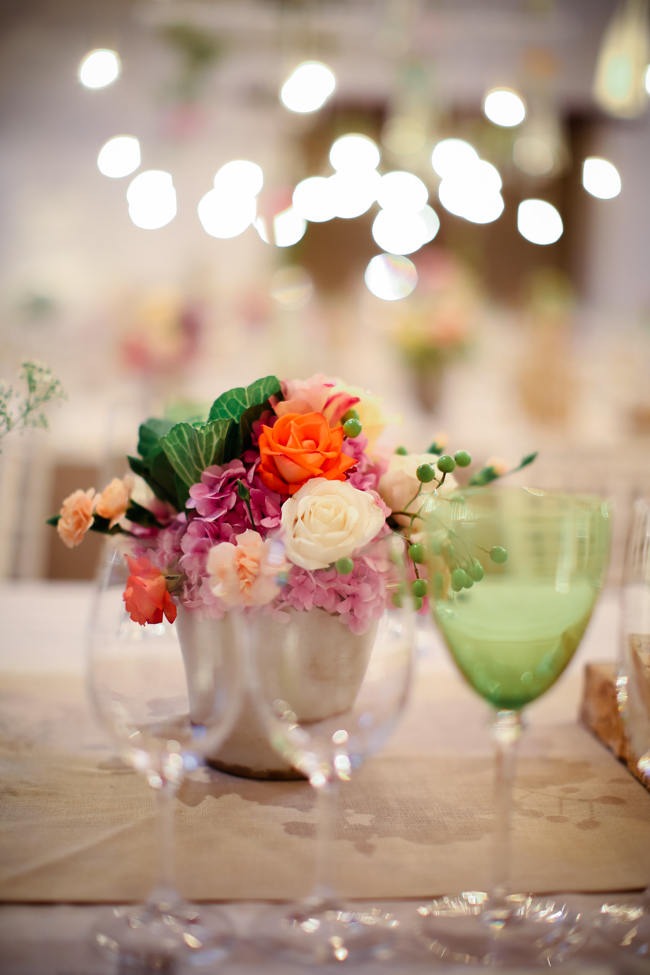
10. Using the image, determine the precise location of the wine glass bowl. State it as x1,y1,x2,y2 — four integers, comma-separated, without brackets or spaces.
87,545,242,967
243,531,415,963
419,486,612,966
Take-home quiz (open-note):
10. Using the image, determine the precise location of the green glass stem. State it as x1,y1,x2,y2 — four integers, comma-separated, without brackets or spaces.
489,709,525,914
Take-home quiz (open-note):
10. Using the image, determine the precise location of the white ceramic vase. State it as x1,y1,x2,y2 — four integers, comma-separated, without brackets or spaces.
176,606,375,779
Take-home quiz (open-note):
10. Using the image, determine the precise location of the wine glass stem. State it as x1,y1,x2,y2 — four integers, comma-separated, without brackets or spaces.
490,709,525,912
147,778,182,913
311,777,340,906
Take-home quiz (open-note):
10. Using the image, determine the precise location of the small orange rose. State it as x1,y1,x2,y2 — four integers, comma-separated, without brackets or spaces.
257,411,355,496
57,488,96,548
123,556,177,626
95,476,132,524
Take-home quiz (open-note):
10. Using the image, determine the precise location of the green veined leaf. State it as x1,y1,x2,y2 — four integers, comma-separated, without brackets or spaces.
161,418,231,506
137,417,175,460
208,374,281,458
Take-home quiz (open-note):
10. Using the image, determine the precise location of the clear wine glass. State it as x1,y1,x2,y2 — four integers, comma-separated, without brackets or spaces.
242,531,415,964
418,486,612,966
597,494,650,958
86,544,242,968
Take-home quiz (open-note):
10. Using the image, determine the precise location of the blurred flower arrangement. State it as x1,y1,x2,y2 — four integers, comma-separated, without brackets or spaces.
118,290,203,382
49,373,535,631
0,361,64,452
393,250,479,411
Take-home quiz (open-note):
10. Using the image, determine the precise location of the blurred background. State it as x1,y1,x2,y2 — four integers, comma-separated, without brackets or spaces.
1,0,649,581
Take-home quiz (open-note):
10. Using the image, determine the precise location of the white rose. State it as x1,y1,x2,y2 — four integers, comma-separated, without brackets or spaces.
281,477,385,570
378,453,458,530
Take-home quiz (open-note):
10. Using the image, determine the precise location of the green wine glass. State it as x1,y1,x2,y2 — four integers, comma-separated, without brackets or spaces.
418,486,612,966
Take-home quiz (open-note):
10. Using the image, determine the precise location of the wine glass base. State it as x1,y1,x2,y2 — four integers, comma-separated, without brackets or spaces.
251,898,401,964
596,902,649,958
417,891,586,967
91,901,234,968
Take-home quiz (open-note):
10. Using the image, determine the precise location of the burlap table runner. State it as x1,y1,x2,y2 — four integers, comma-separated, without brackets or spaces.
1,663,649,904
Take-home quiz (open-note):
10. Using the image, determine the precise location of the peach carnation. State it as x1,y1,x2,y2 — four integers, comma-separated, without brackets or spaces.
57,488,96,548
206,530,285,608
95,476,132,525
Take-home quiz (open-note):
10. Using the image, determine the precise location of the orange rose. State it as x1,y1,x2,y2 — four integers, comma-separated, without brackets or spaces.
258,411,355,496
123,556,177,626
57,488,96,548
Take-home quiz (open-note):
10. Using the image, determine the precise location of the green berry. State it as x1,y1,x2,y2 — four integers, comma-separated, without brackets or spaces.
408,542,425,564
335,556,354,575
395,445,408,455
412,578,427,598
451,568,469,591
468,559,485,581
454,450,472,468
416,463,436,483
413,595,424,611
427,441,444,455
437,454,456,474
343,418,362,438
342,408,359,423
490,546,508,564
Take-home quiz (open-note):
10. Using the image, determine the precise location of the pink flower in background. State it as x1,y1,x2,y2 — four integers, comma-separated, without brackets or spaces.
206,530,285,608
273,374,359,426
57,488,95,548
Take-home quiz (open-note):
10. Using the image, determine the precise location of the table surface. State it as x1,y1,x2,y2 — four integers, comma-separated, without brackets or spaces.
0,581,648,975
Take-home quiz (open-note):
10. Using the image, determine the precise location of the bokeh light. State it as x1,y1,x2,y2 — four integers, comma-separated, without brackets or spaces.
255,207,307,248
364,254,418,301
198,186,256,239
483,87,526,127
292,176,337,223
78,49,121,89
280,61,336,113
513,135,555,177
214,160,264,197
97,136,141,179
371,206,439,255
127,170,176,230
377,171,428,212
582,157,622,199
270,266,313,308
329,170,380,219
329,134,381,171
517,199,563,245
431,138,479,179
438,158,504,224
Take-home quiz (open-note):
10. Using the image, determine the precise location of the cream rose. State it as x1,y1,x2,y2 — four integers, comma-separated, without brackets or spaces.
378,453,458,530
281,478,385,570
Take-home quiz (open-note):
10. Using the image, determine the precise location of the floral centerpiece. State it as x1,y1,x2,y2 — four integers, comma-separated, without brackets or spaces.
393,250,478,412
50,373,534,775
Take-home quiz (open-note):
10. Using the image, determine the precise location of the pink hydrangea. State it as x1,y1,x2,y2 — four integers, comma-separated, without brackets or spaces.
186,454,282,542
276,552,389,634
342,433,389,494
